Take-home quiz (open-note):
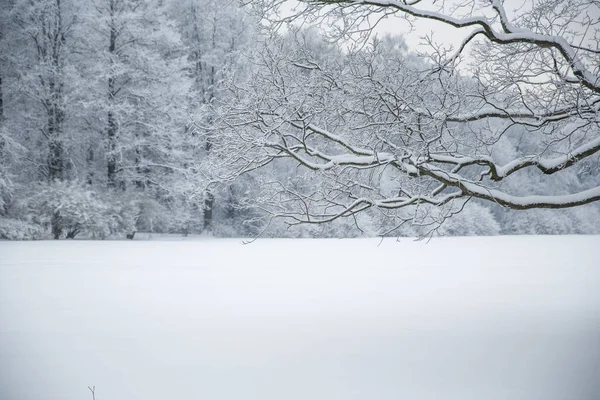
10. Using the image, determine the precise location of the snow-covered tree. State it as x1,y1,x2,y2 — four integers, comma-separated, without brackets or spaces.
1,0,598,239
79,0,187,189
10,0,80,182
229,0,600,233
162,0,258,233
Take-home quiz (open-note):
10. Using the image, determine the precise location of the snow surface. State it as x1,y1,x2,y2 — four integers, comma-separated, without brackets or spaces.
1,236,599,400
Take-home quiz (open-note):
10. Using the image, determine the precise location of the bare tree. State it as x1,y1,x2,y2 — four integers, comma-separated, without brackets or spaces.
225,0,600,230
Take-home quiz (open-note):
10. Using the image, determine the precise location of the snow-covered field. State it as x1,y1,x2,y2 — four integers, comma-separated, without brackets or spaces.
1,236,599,400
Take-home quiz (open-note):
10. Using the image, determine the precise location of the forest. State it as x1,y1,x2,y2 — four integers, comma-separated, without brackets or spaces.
1,0,599,239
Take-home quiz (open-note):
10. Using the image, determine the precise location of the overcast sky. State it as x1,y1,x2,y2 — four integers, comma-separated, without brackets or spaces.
278,0,600,55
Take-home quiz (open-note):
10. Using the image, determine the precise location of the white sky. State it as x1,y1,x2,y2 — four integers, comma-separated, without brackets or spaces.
277,0,600,55
277,0,493,51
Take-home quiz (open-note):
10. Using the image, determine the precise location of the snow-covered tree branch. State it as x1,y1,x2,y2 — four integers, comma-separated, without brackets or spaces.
224,0,600,229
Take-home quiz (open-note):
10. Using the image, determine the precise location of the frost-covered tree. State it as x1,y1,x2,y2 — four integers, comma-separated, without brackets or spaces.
229,0,600,233
9,0,80,182
1,0,598,239
0,0,10,213
1,0,84,236
80,0,187,189
170,0,257,233
0,0,196,238
0,0,7,124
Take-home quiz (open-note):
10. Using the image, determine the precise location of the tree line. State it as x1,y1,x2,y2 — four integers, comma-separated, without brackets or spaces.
0,0,257,239
1,0,599,239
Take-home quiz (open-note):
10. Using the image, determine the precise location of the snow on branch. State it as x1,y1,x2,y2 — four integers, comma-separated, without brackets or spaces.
220,0,600,229
311,0,600,93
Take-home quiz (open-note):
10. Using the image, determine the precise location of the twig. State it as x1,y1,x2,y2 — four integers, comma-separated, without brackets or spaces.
88,386,96,400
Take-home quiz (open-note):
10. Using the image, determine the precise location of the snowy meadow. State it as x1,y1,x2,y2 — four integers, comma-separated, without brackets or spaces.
1,236,599,400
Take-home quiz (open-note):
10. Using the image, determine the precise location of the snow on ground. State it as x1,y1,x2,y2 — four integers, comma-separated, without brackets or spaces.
1,236,599,400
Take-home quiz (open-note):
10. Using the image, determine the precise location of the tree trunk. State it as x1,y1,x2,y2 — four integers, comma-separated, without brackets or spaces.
47,103,64,237
106,105,118,187
0,72,4,123
51,211,62,239
86,145,94,185
0,69,4,157
203,191,214,233
47,136,64,181
134,142,145,189
0,69,5,216
44,0,67,238
46,71,65,182
106,0,119,188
